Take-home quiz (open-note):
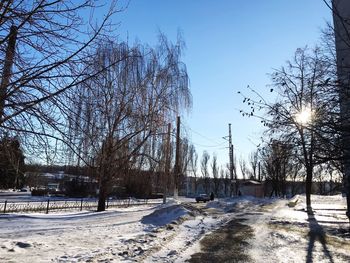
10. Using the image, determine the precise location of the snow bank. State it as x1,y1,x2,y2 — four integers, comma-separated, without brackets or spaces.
205,196,274,214
141,204,190,226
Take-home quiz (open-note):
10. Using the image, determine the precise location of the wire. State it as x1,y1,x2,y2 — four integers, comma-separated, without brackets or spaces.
187,126,225,146
246,137,261,148
191,142,227,148
179,119,229,150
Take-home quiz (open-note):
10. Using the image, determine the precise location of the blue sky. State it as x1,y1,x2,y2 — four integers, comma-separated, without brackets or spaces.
110,0,332,174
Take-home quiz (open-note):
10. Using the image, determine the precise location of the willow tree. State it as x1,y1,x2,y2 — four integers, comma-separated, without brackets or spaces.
67,34,191,211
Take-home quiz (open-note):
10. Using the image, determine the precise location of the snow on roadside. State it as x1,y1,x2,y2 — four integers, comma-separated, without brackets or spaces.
0,199,218,263
1,195,348,263
141,204,190,226
249,194,350,263
0,205,158,262
0,195,245,263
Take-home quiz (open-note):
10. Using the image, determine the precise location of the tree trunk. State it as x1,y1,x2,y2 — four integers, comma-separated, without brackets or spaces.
0,26,17,121
305,166,313,213
163,123,171,204
97,171,107,212
173,116,180,198
97,192,106,212
194,174,197,194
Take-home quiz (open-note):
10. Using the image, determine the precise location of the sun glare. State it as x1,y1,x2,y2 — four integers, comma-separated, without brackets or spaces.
295,107,312,125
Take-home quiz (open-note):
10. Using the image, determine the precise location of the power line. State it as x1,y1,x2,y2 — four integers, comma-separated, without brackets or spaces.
191,141,226,148
186,126,224,145
178,119,229,149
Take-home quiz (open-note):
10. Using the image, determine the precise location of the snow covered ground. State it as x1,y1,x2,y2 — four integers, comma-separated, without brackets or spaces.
0,195,349,262
248,195,349,263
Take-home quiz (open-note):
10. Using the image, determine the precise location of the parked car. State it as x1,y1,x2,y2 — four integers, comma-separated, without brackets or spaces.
195,194,210,203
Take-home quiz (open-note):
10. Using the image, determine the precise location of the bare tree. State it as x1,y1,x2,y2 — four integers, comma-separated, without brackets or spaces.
289,160,303,196
0,136,25,188
239,157,248,180
241,46,339,210
67,34,191,211
220,167,228,197
0,1,117,158
211,153,219,196
200,151,210,194
188,144,198,194
249,151,259,180
260,140,293,197
178,138,194,195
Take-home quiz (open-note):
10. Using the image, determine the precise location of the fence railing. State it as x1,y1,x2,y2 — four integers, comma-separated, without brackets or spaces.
0,198,162,214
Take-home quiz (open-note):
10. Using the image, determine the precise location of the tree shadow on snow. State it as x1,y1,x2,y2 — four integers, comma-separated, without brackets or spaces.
306,210,334,263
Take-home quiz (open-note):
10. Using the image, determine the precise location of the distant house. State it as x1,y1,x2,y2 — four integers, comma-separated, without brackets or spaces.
24,172,98,196
239,180,264,198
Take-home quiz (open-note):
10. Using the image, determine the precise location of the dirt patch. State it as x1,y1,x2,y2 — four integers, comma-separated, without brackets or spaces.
182,203,209,216
187,218,254,263
259,203,276,212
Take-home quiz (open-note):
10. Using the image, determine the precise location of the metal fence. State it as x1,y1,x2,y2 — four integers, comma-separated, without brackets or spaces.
0,198,162,214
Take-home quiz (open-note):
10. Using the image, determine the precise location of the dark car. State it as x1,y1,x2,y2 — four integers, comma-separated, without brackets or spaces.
195,194,210,203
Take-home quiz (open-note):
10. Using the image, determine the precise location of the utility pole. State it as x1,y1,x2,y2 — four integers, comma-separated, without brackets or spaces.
173,116,181,198
228,123,236,196
163,123,171,204
231,144,237,194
